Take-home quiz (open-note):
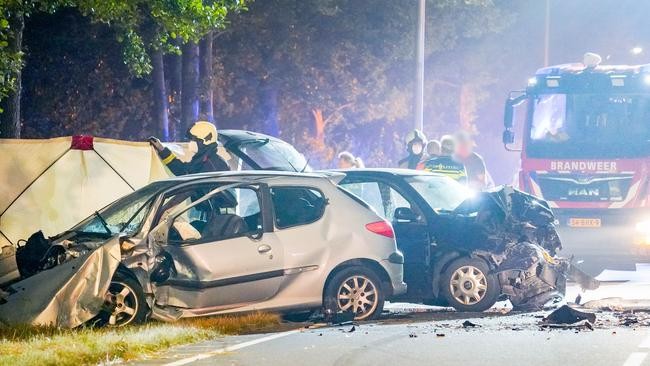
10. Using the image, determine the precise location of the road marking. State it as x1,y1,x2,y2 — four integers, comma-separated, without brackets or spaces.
639,335,650,349
623,352,648,366
162,329,302,366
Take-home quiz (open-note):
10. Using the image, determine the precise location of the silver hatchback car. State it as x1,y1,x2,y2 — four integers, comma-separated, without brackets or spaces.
0,171,406,327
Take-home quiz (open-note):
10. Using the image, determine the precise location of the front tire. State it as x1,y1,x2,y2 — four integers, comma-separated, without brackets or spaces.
440,257,499,312
97,270,148,326
324,266,384,321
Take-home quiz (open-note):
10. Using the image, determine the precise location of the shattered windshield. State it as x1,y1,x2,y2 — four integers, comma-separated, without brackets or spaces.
71,181,174,236
527,93,650,158
237,139,311,172
406,175,470,211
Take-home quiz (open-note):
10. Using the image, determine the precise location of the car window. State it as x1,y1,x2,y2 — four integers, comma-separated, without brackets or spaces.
162,185,262,243
405,175,470,211
339,182,384,217
270,187,326,229
340,180,414,222
384,187,413,222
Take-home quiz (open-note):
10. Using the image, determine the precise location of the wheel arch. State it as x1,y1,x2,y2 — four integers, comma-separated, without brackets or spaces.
322,258,393,302
430,250,496,299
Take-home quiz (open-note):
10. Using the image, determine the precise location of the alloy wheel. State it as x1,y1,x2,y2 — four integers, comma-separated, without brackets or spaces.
104,281,139,326
449,265,488,306
337,275,379,320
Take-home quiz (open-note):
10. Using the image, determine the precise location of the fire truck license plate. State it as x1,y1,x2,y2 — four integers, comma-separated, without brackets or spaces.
568,218,602,228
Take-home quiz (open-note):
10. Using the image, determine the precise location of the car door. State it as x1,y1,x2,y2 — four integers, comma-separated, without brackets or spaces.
154,182,285,311
340,177,431,298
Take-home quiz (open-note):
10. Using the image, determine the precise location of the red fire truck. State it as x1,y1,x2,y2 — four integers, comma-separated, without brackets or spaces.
503,53,650,276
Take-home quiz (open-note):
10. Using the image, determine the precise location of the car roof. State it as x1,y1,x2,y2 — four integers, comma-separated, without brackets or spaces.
218,129,287,144
329,168,442,178
156,170,344,184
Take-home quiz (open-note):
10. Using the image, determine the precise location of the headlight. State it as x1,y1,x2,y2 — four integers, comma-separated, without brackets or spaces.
636,219,650,234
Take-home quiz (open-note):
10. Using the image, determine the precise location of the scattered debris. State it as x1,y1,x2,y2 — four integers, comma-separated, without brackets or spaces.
409,333,418,338
328,311,355,325
462,320,480,328
436,333,445,337
543,305,596,325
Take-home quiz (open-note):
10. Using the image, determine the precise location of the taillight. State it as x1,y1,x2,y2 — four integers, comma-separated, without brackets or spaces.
365,221,395,238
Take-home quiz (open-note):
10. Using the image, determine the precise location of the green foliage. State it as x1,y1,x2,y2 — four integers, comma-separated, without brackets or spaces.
210,0,515,167
0,0,247,96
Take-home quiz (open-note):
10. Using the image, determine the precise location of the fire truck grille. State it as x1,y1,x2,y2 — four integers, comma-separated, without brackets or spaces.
536,174,633,202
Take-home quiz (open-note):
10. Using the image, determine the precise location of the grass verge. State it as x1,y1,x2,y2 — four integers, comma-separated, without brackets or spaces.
0,312,280,366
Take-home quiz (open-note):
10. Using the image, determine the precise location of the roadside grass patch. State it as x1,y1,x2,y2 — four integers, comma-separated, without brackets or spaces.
0,312,280,366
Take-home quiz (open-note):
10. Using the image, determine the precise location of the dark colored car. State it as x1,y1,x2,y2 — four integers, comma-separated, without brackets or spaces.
338,169,597,312
218,130,311,172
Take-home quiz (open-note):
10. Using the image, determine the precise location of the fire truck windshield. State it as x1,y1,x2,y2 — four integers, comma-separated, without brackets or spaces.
526,93,650,158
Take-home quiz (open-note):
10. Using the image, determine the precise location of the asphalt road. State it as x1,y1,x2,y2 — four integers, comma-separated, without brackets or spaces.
132,312,649,366
128,278,650,366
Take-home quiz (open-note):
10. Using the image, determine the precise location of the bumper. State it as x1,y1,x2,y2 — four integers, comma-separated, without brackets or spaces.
555,209,650,276
381,259,407,297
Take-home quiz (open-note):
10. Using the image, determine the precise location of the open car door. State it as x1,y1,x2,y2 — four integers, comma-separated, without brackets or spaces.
149,181,285,313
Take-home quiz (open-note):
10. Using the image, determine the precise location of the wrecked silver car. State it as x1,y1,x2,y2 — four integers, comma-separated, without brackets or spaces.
339,169,599,311
0,171,406,327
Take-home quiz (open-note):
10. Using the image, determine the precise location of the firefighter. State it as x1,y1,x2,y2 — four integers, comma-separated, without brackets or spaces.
149,121,230,175
398,129,427,169
421,135,467,183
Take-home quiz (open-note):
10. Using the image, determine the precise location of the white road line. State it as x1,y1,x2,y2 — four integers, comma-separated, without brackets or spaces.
623,352,648,366
639,335,650,349
163,329,302,366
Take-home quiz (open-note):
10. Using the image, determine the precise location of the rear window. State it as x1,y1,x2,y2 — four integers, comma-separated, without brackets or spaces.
270,187,326,229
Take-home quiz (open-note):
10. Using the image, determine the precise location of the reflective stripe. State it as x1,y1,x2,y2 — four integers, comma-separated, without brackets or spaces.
161,154,176,165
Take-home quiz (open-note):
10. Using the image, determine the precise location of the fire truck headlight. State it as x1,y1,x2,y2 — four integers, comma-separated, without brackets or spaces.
527,77,538,87
635,219,650,234
643,74,650,85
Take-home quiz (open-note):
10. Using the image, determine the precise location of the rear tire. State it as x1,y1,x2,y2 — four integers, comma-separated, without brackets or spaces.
97,270,148,327
324,266,384,321
440,257,499,312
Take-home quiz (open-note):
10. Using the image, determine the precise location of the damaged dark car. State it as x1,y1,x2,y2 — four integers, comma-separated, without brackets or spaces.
339,169,599,312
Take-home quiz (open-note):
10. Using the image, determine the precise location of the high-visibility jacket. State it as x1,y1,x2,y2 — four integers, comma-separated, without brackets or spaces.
421,155,467,183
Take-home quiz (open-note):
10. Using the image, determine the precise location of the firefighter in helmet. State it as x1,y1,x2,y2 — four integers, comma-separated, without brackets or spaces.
149,121,230,175
398,129,427,169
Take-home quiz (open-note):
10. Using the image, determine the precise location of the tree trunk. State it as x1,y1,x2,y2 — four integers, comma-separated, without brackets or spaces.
198,32,214,122
0,13,24,138
181,41,199,134
167,39,183,140
151,48,169,141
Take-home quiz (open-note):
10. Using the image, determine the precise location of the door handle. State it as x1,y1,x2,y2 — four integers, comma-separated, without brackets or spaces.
257,244,272,254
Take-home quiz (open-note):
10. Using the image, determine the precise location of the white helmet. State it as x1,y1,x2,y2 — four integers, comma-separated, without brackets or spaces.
188,121,218,146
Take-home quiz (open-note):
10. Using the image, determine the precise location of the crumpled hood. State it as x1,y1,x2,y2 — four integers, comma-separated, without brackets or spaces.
0,237,121,328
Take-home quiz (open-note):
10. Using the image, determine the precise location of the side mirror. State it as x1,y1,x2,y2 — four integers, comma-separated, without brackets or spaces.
502,129,515,145
394,207,417,222
504,99,515,129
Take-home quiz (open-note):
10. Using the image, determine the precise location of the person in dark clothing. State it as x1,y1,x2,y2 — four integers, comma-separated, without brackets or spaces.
454,130,490,190
149,121,230,175
422,134,467,183
398,129,427,169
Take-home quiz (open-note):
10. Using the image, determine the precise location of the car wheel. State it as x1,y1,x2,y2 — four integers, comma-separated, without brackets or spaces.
98,271,148,326
324,266,384,321
440,257,499,312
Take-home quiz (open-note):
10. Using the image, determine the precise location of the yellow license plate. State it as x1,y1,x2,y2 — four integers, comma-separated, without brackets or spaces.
568,218,602,228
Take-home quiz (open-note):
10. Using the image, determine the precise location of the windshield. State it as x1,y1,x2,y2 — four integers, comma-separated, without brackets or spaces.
71,181,174,236
527,93,650,158
237,139,311,172
405,175,470,211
